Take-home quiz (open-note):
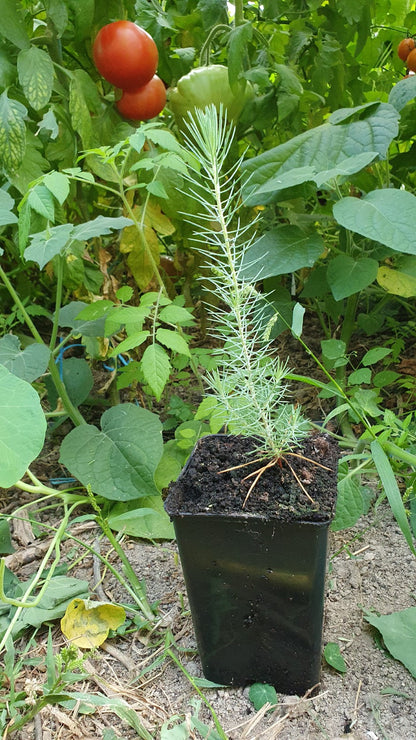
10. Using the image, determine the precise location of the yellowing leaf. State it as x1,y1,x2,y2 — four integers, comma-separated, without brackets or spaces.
377,265,416,297
145,201,175,236
60,598,126,649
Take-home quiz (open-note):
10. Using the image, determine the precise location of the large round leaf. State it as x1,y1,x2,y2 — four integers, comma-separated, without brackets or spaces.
0,365,46,486
59,403,163,501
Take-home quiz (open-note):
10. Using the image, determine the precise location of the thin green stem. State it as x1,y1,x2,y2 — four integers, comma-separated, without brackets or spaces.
234,0,245,26
166,649,228,739
86,487,156,622
49,255,64,350
0,504,77,653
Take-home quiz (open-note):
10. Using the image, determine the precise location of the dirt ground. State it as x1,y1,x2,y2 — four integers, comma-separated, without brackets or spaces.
7,499,415,740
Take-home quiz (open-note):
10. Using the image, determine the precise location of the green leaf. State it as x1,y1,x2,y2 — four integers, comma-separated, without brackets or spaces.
24,223,74,268
331,475,364,531
248,683,278,711
0,91,27,173
141,344,171,400
28,183,55,220
333,189,416,255
45,357,93,410
71,215,133,241
158,304,195,325
17,46,54,110
0,334,50,382
58,301,107,337
324,642,347,673
227,23,253,88
0,365,47,487
241,226,324,279
370,441,416,556
0,518,14,555
0,189,18,226
107,496,175,540
242,103,399,205
0,0,30,49
108,331,150,356
43,171,70,204
364,607,416,678
59,403,163,501
156,328,190,356
327,255,378,300
388,75,416,112
361,347,391,366
377,264,416,297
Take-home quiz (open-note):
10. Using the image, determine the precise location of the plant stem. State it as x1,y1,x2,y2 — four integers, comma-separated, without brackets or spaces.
86,488,155,622
166,649,228,739
234,0,244,26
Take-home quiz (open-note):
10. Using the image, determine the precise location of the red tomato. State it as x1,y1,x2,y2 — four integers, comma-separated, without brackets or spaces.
116,76,166,121
93,21,158,91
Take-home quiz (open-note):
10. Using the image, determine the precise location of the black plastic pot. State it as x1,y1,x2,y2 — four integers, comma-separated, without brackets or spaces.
164,434,338,695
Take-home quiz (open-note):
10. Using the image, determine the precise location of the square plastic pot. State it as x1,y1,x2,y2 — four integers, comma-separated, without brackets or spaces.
164,435,337,695
165,507,331,694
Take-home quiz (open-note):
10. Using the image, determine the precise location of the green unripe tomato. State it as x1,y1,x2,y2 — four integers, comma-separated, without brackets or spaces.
167,65,254,127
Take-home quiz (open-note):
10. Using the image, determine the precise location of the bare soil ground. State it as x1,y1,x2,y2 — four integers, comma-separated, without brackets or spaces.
7,500,416,740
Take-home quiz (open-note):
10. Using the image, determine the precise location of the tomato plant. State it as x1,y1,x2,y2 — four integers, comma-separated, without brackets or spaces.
116,75,166,120
397,38,415,62
93,20,158,91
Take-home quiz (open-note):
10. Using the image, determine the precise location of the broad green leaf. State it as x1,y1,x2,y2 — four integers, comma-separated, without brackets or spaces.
331,475,364,531
69,70,94,148
227,22,253,87
241,226,324,279
17,46,54,110
43,171,70,204
45,358,93,410
0,518,14,555
59,403,163,501
24,223,74,268
0,0,30,49
0,189,17,226
0,365,46,487
370,440,416,556
327,255,378,300
364,607,416,678
108,331,150,357
348,368,371,385
361,347,391,366
107,497,175,540
45,0,69,36
156,328,190,356
377,265,416,297
61,599,126,648
28,183,55,220
242,104,399,205
333,189,416,255
9,129,49,194
158,304,195,325
324,642,347,673
0,335,50,382
72,216,133,241
0,92,27,173
248,683,278,711
59,301,107,337
141,344,171,400
7,577,91,639
388,75,416,112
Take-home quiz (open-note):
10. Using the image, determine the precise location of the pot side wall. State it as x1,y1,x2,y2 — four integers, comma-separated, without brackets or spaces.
171,511,330,695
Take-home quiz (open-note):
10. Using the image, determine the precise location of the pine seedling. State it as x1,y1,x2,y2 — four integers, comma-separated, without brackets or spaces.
181,105,310,463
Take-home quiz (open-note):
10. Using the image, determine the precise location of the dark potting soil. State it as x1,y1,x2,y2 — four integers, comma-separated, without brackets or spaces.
165,433,339,523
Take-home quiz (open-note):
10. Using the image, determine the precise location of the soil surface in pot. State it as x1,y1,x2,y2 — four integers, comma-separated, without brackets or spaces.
166,432,338,522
